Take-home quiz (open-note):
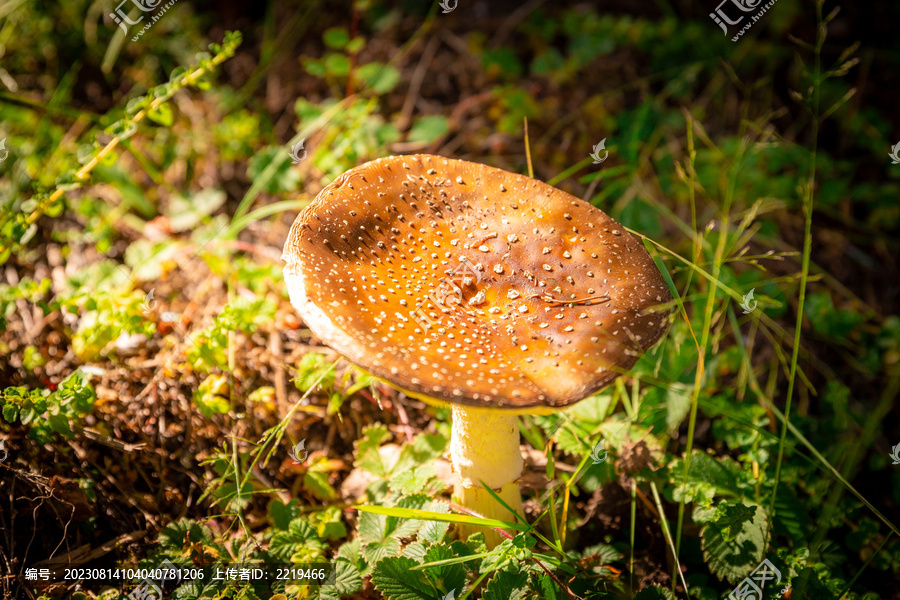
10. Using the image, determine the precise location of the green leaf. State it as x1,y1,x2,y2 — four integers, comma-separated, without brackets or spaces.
268,498,302,530
392,431,449,474
294,352,336,393
665,382,693,432
671,451,748,499
710,501,759,542
192,374,230,418
531,48,566,77
324,52,350,77
481,48,523,80
790,567,835,600
304,467,337,502
804,292,865,339
402,542,427,561
371,556,435,600
355,423,392,476
359,508,401,564
634,586,678,600
167,189,226,232
772,486,811,540
389,464,437,495
126,96,150,114
387,495,431,539
2,402,19,423
147,102,174,126
318,558,362,600
354,62,400,95
47,412,72,436
536,573,559,600
701,502,768,583
346,36,365,54
156,518,213,553
269,517,325,562
408,116,449,144
247,146,300,194
303,57,326,77
308,505,347,541
391,496,450,543
482,563,529,600
323,27,350,49
421,543,466,598
356,504,529,532
363,535,402,565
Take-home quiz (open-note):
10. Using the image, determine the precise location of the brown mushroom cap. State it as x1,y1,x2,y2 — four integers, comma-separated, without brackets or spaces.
282,155,671,410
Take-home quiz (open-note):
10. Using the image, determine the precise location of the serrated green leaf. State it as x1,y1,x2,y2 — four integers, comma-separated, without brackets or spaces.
318,557,363,600
399,542,424,563
387,494,432,539
156,519,213,553
701,502,768,583
450,537,487,574
417,501,451,545
358,509,388,544
712,501,759,542
420,543,466,598
536,573,559,600
371,556,434,600
634,586,677,600
482,563,529,600
363,535,401,565
338,538,361,564
772,486,810,540
270,517,325,562
389,464,436,495
672,451,748,498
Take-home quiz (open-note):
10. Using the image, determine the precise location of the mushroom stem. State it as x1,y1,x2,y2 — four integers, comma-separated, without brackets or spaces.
450,404,524,547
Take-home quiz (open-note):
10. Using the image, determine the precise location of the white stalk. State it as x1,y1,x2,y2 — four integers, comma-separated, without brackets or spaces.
450,404,524,547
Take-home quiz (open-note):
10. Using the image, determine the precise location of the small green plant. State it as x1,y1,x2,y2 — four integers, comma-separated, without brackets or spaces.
187,296,277,373
1,369,96,442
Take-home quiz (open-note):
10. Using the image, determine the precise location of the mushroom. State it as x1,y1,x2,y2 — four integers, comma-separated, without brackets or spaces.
282,155,671,546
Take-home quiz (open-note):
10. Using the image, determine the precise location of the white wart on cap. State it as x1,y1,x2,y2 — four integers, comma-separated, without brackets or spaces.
282,155,671,409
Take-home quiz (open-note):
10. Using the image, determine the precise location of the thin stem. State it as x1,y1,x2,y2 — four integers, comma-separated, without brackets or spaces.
769,0,823,521
524,117,534,179
630,479,636,594
650,481,690,599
